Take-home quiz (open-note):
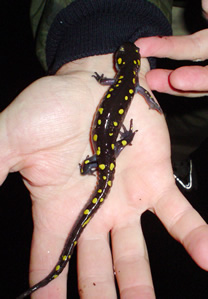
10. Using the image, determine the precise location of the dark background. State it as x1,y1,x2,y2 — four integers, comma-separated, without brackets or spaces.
0,1,208,298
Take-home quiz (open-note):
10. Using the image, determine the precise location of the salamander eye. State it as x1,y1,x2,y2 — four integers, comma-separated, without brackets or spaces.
119,46,125,52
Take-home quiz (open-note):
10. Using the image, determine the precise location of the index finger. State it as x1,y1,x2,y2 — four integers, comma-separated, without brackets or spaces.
136,29,208,61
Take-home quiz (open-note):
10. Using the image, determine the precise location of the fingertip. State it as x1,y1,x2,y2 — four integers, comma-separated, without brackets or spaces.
135,36,164,57
169,66,208,91
169,68,186,90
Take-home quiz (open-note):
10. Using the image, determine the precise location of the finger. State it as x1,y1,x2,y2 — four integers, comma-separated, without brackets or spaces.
146,69,175,94
169,65,208,92
202,0,208,15
27,193,79,299
136,29,208,61
155,186,208,270
78,230,117,299
29,227,68,299
146,68,208,97
112,223,155,299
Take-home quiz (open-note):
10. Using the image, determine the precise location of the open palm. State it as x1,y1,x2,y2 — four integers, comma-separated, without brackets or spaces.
1,55,207,299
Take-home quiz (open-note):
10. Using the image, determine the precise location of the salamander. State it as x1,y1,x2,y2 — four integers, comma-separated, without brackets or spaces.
16,42,162,298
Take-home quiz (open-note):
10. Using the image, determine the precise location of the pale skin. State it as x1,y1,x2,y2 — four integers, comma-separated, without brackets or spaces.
202,0,208,18
1,46,208,299
136,29,208,96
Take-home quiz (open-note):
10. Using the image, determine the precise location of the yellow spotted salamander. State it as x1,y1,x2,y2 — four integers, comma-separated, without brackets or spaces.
17,42,162,299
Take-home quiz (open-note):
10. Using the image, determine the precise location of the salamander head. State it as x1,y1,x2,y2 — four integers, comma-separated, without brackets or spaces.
115,42,140,71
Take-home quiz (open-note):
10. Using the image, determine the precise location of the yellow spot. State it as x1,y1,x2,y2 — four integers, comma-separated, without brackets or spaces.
56,265,60,271
109,132,113,136
99,108,104,114
68,255,71,259
129,89,134,94
119,75,124,79
111,144,115,150
110,163,115,171
99,164,106,170
98,189,102,193
118,80,122,83
85,159,90,164
135,49,139,53
53,274,58,279
109,88,114,92
93,134,98,141
137,59,141,65
124,95,128,101
81,169,84,174
92,197,98,204
107,181,112,187
100,198,104,202
115,84,119,87
98,119,101,125
134,60,137,65
103,176,107,180
84,209,90,215
82,217,91,227
62,255,67,261
118,57,122,64
113,121,118,127
123,61,126,65
118,108,124,115
122,140,127,146
74,241,77,246
132,78,136,84
96,147,101,155
133,71,136,75
106,93,111,99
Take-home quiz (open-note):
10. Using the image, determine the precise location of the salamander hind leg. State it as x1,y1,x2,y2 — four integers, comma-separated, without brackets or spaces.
136,85,163,114
115,119,138,157
79,154,98,175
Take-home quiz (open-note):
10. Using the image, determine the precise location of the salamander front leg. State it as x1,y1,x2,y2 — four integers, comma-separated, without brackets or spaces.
79,154,98,175
92,72,116,86
115,119,138,157
136,85,163,114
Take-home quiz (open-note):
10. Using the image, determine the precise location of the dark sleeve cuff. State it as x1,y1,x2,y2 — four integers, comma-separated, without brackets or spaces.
46,0,172,74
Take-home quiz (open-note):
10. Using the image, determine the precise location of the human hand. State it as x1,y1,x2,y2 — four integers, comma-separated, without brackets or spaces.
1,53,208,299
202,0,208,19
136,29,208,97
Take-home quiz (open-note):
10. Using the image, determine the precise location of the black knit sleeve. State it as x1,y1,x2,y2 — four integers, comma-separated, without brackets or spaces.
46,0,172,74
